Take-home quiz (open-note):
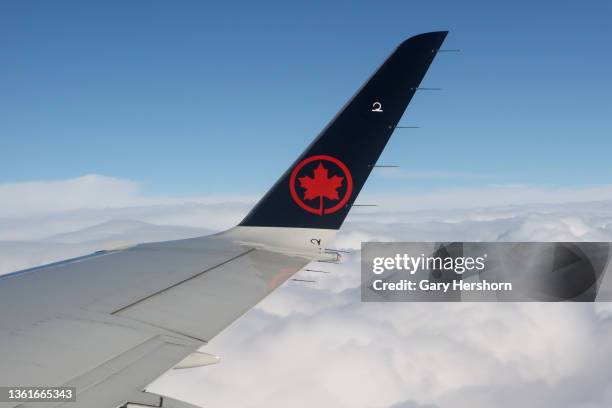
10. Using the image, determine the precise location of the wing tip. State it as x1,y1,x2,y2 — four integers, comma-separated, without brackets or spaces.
397,31,449,50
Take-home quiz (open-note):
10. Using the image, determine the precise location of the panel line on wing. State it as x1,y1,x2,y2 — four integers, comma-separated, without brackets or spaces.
111,248,256,315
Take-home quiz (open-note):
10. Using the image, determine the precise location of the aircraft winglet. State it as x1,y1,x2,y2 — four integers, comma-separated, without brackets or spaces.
240,31,448,230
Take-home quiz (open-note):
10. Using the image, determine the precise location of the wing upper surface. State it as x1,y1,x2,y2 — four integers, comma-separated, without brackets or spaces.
0,234,309,408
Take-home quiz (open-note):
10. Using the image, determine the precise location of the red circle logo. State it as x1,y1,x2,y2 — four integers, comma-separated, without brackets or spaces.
289,155,353,215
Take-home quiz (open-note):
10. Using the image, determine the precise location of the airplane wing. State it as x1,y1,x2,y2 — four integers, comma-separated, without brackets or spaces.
0,31,447,408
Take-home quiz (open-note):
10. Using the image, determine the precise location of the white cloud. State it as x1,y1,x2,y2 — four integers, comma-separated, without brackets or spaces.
0,175,254,240
359,184,612,212
0,174,142,217
0,174,258,217
151,294,612,408
498,215,612,241
3,175,612,407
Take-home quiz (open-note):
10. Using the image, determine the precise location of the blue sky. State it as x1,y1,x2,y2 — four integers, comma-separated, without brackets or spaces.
1,0,611,197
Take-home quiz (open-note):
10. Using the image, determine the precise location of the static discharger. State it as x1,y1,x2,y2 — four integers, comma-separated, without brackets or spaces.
290,278,317,283
305,269,331,274
433,48,461,53
324,248,350,254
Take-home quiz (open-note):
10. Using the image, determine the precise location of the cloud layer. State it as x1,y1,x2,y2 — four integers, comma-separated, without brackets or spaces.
2,176,612,407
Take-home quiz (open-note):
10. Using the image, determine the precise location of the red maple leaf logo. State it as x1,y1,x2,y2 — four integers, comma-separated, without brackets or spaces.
289,155,353,216
298,162,344,215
